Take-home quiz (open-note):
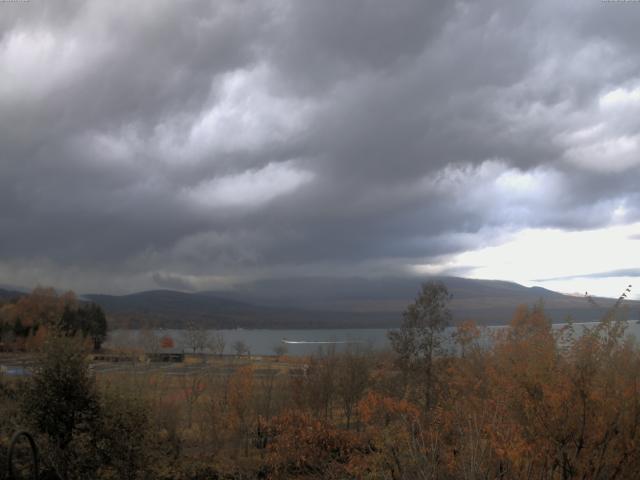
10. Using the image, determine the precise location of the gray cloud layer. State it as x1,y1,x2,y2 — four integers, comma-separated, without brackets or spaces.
1,0,640,293
537,269,640,282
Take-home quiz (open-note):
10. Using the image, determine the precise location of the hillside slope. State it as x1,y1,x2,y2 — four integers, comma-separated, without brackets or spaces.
84,277,638,328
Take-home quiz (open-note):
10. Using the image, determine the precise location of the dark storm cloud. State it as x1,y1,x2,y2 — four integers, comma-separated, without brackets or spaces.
1,0,640,292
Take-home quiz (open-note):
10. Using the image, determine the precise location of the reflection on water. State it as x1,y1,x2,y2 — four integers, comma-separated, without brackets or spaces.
106,319,640,357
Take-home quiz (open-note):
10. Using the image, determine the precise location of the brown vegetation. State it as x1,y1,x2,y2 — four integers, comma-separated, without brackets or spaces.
1,283,640,479
0,287,107,352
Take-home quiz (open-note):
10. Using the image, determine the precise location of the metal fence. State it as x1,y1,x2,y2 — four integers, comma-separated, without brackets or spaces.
5,431,38,480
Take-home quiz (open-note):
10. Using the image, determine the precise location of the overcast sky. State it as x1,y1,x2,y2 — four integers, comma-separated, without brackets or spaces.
1,0,639,298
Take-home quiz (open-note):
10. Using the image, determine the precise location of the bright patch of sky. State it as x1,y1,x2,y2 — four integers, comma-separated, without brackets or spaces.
415,222,640,300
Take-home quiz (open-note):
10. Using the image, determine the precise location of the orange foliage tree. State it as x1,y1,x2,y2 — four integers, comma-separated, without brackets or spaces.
160,335,175,349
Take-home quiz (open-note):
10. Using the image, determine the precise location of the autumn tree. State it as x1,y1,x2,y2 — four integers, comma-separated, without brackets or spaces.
441,301,640,479
178,371,207,428
233,339,249,357
353,392,422,479
16,287,74,329
228,365,255,456
336,347,370,429
140,327,160,355
388,280,451,413
265,412,364,479
302,352,338,421
208,330,226,356
452,319,482,358
182,321,210,355
201,373,228,456
95,389,153,480
0,289,107,351
160,335,175,349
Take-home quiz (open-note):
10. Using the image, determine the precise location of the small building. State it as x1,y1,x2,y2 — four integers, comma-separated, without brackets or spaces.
146,348,185,363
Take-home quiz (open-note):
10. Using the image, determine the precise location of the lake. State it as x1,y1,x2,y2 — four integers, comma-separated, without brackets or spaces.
106,319,640,357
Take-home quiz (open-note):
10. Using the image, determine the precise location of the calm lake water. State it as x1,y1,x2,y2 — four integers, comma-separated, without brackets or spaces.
106,319,640,357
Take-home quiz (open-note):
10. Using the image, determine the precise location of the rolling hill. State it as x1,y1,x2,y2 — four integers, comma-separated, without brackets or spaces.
80,277,639,329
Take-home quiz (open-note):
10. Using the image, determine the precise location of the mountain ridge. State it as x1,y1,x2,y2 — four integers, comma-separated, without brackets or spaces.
3,278,636,329
86,276,637,329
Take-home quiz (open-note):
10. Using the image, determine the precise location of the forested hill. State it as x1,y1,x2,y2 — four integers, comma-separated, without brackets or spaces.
78,277,639,329
0,288,27,301
83,290,387,329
